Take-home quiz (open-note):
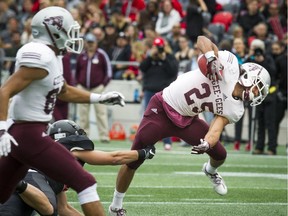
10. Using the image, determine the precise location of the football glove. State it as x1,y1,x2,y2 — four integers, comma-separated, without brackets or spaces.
191,139,211,154
206,56,223,81
0,121,18,157
138,145,156,160
99,91,125,107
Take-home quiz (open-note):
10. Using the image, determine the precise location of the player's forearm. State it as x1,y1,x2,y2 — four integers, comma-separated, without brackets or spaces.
19,183,54,215
58,84,92,103
75,150,139,165
0,89,10,120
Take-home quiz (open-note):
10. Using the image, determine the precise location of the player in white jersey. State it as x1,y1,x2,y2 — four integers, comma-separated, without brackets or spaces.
108,36,271,216
0,7,125,216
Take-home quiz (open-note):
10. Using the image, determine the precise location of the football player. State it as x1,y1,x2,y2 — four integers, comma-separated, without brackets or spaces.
108,35,271,215
0,7,125,216
0,120,155,216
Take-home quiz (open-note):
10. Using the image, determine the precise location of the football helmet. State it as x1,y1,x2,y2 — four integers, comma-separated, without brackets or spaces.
31,6,83,54
47,120,86,140
238,63,271,106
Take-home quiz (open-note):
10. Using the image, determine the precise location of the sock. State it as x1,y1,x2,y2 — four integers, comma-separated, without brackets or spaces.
110,189,125,210
205,160,217,174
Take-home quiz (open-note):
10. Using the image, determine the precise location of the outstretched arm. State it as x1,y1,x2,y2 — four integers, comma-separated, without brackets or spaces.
72,146,156,165
57,82,125,106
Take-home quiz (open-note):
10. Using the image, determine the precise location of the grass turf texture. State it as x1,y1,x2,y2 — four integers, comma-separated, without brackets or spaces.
66,141,287,216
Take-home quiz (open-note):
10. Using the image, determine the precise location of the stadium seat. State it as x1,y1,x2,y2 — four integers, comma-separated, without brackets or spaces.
212,11,233,32
207,23,225,44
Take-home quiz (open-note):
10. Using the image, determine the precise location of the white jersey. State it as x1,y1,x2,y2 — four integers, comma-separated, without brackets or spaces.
163,50,244,124
9,42,64,122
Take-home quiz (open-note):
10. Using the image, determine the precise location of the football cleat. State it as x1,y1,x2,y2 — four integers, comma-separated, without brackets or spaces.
202,163,227,195
109,206,127,216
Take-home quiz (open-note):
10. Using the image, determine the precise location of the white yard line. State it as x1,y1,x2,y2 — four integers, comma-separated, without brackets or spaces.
68,201,288,206
87,171,287,179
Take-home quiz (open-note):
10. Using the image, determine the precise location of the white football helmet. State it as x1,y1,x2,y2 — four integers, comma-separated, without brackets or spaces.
31,6,83,54
238,62,271,106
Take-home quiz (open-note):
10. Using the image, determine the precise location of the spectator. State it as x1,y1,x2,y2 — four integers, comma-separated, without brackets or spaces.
166,22,183,54
0,17,22,49
0,0,16,31
111,32,131,79
186,0,209,44
266,2,286,40
231,37,252,151
53,53,74,121
248,22,275,52
3,31,22,75
136,0,159,32
271,41,287,148
175,35,194,75
82,4,106,34
110,7,130,33
20,17,33,45
122,41,145,80
155,0,181,37
237,0,265,37
0,38,5,85
101,21,118,56
124,23,141,44
76,33,112,142
246,39,277,155
121,0,146,22
139,37,178,150
91,25,106,47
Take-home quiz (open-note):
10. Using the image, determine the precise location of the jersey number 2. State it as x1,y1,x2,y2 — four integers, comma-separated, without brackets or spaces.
184,83,214,113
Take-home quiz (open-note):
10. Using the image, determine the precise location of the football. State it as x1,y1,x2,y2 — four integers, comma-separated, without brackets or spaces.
197,54,208,75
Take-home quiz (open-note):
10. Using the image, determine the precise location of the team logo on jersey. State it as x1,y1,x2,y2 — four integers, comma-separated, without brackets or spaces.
223,93,228,101
44,16,64,31
151,108,158,114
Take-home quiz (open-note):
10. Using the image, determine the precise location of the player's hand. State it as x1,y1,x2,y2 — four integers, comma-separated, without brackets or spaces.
206,56,223,81
191,139,211,154
0,121,18,157
99,91,125,107
138,145,156,160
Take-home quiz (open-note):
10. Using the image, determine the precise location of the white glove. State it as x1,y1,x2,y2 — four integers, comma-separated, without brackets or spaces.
99,91,125,107
0,121,18,157
191,139,211,154
205,51,223,81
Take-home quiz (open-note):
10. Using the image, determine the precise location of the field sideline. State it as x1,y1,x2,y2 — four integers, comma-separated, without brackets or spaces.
66,141,287,216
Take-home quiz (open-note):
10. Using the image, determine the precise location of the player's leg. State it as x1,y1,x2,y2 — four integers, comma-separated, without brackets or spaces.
176,116,228,195
10,123,105,216
109,94,170,215
0,155,29,204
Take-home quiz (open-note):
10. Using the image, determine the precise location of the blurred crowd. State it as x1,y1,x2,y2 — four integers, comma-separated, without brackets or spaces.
0,0,287,153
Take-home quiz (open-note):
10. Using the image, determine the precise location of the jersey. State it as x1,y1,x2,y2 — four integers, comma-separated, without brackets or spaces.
8,41,64,122
163,50,244,124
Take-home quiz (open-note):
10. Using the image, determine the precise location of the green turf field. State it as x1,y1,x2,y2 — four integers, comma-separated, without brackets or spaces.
67,141,288,216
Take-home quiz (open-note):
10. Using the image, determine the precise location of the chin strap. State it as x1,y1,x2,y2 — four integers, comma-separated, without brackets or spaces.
242,88,254,101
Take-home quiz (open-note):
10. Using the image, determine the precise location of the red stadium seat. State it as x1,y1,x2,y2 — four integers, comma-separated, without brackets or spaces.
212,11,233,32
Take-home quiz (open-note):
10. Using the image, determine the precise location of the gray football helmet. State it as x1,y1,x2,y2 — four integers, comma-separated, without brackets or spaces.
31,6,83,54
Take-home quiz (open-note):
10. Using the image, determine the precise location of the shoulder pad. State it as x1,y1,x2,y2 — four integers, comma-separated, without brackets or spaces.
16,42,54,67
58,135,95,151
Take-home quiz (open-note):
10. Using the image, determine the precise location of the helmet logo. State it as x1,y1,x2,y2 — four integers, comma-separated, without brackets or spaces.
43,16,64,31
